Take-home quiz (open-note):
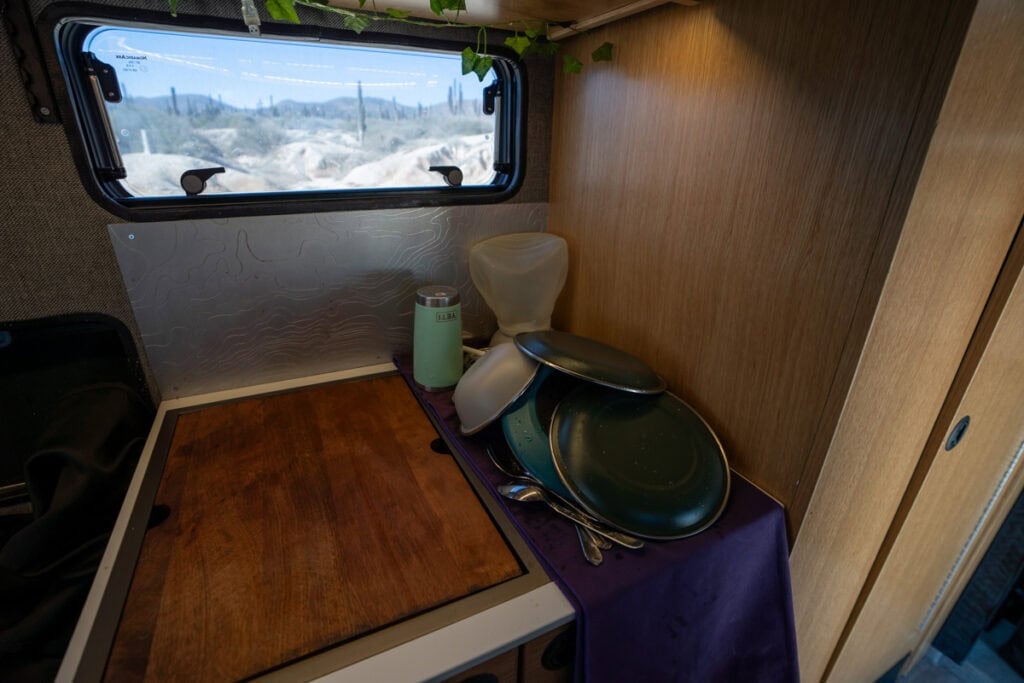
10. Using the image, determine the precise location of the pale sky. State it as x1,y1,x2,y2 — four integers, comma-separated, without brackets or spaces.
84,26,490,108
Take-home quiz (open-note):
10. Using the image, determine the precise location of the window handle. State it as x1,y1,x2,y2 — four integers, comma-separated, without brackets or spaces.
180,167,225,196
429,166,463,187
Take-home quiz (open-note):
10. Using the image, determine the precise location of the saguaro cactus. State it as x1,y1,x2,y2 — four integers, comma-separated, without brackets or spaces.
357,80,367,144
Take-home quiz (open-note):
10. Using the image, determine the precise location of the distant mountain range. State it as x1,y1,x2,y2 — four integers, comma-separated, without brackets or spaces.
120,92,481,118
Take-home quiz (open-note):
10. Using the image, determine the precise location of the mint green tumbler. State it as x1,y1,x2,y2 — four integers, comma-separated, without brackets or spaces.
413,285,462,391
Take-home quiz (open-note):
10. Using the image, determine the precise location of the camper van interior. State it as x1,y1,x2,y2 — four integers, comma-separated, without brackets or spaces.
1,0,1022,680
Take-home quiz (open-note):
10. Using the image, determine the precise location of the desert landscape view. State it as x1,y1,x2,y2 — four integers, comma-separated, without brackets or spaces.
107,88,496,197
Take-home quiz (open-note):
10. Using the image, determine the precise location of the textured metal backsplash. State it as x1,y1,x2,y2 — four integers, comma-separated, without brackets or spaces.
109,204,546,398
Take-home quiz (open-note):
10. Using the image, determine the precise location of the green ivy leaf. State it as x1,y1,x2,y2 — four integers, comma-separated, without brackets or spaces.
504,35,531,57
563,54,583,74
385,7,411,18
168,0,178,15
358,0,366,5
531,40,560,57
343,13,371,33
472,55,493,80
461,47,477,75
265,0,300,23
431,0,465,14
591,41,614,62
459,47,493,81
525,28,539,40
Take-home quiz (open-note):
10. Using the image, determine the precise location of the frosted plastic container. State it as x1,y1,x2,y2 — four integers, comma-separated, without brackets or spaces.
469,233,569,345
452,343,539,435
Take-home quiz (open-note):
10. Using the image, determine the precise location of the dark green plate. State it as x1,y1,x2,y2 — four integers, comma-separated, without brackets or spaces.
501,366,581,501
514,330,666,394
550,384,730,539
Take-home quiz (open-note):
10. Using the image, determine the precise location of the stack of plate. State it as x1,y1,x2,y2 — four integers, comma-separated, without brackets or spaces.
500,330,731,540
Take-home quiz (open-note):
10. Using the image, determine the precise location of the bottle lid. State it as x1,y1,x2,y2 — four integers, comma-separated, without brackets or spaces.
416,285,460,308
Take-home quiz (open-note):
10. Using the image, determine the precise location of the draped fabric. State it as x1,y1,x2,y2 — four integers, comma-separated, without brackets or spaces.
397,357,799,683
0,384,152,680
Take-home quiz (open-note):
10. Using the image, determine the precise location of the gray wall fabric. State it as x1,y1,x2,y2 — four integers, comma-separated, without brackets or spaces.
0,22,153,392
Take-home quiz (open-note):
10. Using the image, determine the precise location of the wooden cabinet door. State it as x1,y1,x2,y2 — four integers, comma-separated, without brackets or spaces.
790,0,1024,677
441,648,518,683
828,224,1024,680
519,624,575,683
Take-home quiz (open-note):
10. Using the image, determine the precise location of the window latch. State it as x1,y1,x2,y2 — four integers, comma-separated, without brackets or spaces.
81,51,125,179
482,79,502,116
180,167,225,196
82,52,121,103
429,166,463,187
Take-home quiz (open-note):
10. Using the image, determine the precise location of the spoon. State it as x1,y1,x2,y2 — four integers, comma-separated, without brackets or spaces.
504,482,606,564
497,482,644,550
487,445,609,560
575,525,605,566
487,446,644,550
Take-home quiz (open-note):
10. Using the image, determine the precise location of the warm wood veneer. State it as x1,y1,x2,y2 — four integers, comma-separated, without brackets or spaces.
104,375,522,681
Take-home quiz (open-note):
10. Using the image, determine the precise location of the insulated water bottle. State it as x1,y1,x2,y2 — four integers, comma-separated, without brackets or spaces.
413,285,462,391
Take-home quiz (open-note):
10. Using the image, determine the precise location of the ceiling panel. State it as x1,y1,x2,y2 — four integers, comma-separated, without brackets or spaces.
324,0,678,33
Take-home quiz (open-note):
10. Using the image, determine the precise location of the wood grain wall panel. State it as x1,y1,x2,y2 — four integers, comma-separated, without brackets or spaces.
547,0,953,511
786,0,979,537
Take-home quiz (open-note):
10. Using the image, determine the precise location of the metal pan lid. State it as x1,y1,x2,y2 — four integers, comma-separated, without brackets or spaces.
514,330,666,394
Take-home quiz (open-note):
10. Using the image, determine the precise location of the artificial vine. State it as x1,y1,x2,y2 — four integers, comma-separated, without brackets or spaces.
176,0,613,77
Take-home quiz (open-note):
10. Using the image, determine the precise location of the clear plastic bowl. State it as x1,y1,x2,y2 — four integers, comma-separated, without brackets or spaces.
452,343,539,435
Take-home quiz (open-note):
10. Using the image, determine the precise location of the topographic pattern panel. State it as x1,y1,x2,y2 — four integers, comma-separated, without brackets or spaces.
109,204,547,397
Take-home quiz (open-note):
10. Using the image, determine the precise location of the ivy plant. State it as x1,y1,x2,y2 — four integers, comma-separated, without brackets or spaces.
175,0,613,77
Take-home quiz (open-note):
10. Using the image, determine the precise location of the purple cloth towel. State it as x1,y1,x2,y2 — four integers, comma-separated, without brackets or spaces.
395,358,799,683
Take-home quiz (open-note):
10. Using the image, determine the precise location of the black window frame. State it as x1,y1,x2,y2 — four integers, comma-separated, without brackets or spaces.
40,3,527,222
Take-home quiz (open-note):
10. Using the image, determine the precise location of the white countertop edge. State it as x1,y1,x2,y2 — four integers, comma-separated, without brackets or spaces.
161,362,399,411
312,582,575,683
55,362,401,682
55,398,170,683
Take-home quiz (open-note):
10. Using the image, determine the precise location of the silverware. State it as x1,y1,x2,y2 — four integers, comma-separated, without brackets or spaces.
497,482,645,550
589,528,613,550
485,444,535,481
487,446,644,550
575,525,605,566
489,442,607,563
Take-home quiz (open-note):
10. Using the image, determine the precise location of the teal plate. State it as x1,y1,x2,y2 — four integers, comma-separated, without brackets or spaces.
550,384,730,539
501,366,581,501
514,330,666,395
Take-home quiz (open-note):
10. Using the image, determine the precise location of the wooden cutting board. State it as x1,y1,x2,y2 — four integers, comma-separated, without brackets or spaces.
104,374,522,681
